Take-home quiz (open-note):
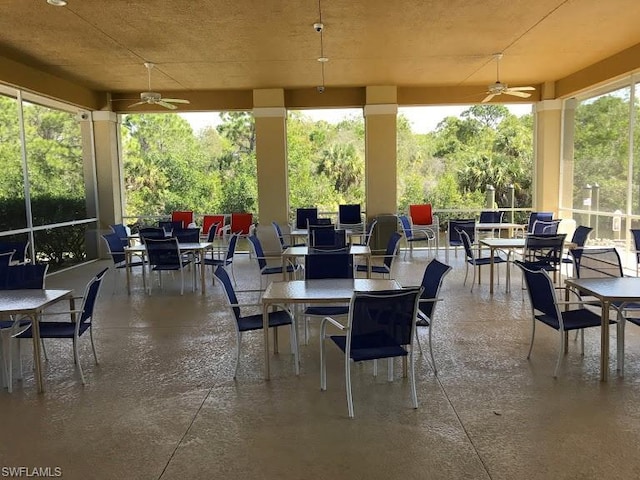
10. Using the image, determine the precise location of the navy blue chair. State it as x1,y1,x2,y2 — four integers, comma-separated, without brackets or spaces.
139,227,165,241
459,229,507,292
144,237,193,295
173,227,201,243
320,287,423,418
16,268,108,385
355,231,402,278
214,266,299,378
0,263,48,392
338,204,364,233
101,232,146,293
561,225,593,275
110,223,130,248
398,214,435,259
479,211,504,223
515,262,613,378
526,212,553,233
412,259,452,374
352,219,377,247
302,248,354,344
201,233,238,285
0,241,29,265
272,221,305,250
247,235,299,288
521,234,566,282
309,224,337,247
631,229,640,276
531,219,561,234
447,219,475,258
295,208,318,230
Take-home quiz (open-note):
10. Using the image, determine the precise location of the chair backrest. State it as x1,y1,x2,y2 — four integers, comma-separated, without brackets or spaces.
409,204,433,226
102,232,125,264
458,229,476,261
449,219,476,246
171,211,194,229
532,219,561,234
479,211,504,223
206,222,220,242
139,227,166,240
222,233,239,265
203,215,226,236
523,234,566,266
231,213,253,234
383,232,402,268
144,238,182,267
631,229,640,260
173,228,201,243
571,225,592,247
516,262,559,320
305,249,353,279
527,212,553,233
338,204,362,225
272,221,287,249
398,215,414,240
77,268,108,327
419,259,452,319
296,207,318,229
0,263,48,290
362,219,378,246
247,235,268,269
214,266,241,321
348,288,422,350
309,224,336,247
110,224,129,248
570,247,623,278
0,241,29,264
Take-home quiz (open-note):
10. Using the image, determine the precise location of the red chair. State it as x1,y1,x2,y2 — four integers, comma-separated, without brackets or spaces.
230,213,253,235
203,214,226,237
409,204,439,251
171,211,194,229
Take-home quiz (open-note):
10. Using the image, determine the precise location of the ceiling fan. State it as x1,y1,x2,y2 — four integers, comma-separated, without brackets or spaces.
482,53,535,103
128,62,190,110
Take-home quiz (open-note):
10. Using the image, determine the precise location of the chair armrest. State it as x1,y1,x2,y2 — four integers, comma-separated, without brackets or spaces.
320,316,347,331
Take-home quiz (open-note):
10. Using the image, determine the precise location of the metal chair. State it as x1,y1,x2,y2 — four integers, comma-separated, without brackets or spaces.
16,268,108,385
320,287,423,418
355,231,402,278
144,237,194,295
101,232,146,293
515,262,614,378
398,214,435,259
200,232,239,285
247,235,299,289
215,266,299,378
459,229,507,292
447,219,475,258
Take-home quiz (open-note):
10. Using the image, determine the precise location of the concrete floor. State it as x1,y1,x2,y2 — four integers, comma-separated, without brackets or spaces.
2,247,640,480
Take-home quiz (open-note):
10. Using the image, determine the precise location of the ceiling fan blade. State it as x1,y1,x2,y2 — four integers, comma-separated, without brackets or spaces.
157,100,178,110
127,101,147,108
163,98,190,104
504,90,532,98
507,86,535,91
482,93,496,103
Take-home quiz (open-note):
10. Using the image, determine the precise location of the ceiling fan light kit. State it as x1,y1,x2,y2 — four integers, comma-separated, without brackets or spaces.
127,62,190,110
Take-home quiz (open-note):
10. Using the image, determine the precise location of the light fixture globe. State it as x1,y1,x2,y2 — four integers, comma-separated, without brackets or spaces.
47,0,67,6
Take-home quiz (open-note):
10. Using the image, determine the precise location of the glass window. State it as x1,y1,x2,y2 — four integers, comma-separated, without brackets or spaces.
0,94,27,230
23,101,87,226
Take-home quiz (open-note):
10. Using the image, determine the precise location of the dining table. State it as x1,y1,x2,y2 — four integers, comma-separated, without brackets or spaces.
564,276,640,381
124,242,214,294
0,289,74,393
261,278,401,379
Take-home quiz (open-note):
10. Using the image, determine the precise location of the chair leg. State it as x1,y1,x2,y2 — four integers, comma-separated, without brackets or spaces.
387,357,393,382
526,320,536,359
553,329,565,378
290,323,299,375
470,264,477,292
234,331,242,379
415,329,423,355
428,324,437,375
617,314,625,375
320,326,328,391
89,326,99,364
346,356,354,418
463,262,469,287
74,337,86,385
2,334,12,393
409,351,418,409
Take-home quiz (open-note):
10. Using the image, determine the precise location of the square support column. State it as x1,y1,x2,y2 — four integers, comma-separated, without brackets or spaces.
365,86,398,220
254,89,288,227
92,111,123,232
534,100,563,214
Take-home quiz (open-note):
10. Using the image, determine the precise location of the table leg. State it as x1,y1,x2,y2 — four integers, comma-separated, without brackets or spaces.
199,248,206,294
263,302,271,380
125,251,132,295
601,300,610,382
30,313,44,393
489,247,495,294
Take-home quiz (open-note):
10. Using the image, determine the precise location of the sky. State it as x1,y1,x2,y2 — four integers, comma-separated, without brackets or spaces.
179,104,533,135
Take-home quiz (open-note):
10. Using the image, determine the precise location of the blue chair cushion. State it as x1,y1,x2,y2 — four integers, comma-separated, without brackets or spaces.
535,309,611,331
18,321,91,339
331,333,408,362
355,264,390,274
304,306,349,316
237,310,292,332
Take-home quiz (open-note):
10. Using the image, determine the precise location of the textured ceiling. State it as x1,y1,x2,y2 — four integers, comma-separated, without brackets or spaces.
0,0,639,105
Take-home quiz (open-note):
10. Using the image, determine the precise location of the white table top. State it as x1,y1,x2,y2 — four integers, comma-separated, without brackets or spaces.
282,245,370,256
480,238,526,248
262,278,400,304
0,289,72,314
